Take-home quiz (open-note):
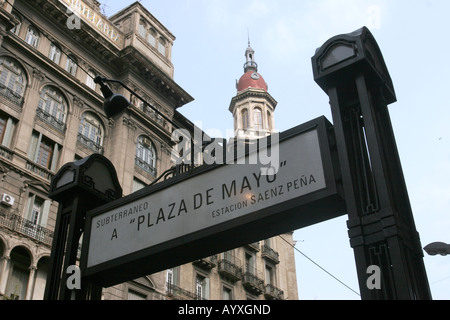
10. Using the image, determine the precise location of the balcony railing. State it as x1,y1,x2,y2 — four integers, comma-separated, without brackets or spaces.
243,270,265,295
137,103,169,129
264,284,284,300
0,84,24,107
0,209,53,246
166,283,207,300
192,255,217,271
261,244,280,264
218,258,242,283
77,133,104,154
25,160,54,180
0,145,13,160
36,108,67,133
135,157,157,176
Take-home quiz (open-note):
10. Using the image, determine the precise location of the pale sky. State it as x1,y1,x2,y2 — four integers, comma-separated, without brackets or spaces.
102,0,450,300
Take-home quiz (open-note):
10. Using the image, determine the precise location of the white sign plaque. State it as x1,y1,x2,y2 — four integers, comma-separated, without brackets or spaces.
86,128,326,268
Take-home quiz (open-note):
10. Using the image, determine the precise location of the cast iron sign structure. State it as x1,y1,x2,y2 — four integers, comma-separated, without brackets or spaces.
312,27,431,299
81,117,345,287
44,27,431,300
44,154,122,300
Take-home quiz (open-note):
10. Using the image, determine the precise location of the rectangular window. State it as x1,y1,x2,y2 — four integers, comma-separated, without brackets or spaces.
265,264,274,285
36,137,53,169
196,274,209,300
223,250,234,263
25,193,50,227
166,266,179,292
132,178,146,193
222,286,232,300
65,57,77,76
49,43,61,64
25,27,39,48
86,71,96,90
245,252,256,274
127,289,146,300
0,114,6,144
28,131,60,171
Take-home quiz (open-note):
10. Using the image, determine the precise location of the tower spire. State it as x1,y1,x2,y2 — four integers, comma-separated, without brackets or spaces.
244,36,258,73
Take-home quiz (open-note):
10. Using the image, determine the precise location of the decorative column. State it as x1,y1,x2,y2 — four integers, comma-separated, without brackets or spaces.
312,27,431,299
25,265,36,300
0,254,10,295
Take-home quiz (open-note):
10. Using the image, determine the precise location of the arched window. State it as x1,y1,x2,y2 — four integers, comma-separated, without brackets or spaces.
138,19,147,38
253,108,263,131
0,57,27,106
136,135,157,176
267,111,272,130
5,247,31,300
49,43,61,64
37,86,68,132
78,112,104,154
65,55,78,76
148,28,156,47
158,37,166,56
25,25,39,48
241,109,249,130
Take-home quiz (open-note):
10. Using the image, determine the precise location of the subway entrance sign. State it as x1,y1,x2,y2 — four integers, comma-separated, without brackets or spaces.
81,117,346,287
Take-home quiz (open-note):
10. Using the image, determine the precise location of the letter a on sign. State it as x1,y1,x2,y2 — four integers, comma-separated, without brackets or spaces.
366,265,381,290
66,265,81,290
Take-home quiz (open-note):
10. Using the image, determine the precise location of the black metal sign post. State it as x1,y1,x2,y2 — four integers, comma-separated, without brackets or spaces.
312,27,432,299
44,154,122,300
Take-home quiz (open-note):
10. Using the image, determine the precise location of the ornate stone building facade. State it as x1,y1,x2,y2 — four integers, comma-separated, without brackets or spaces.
0,0,298,300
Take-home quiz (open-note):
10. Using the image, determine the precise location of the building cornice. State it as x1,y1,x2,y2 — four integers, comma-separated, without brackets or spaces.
109,1,175,43
120,46,194,109
229,88,278,113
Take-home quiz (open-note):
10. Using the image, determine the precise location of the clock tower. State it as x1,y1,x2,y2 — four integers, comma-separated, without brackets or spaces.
229,41,277,140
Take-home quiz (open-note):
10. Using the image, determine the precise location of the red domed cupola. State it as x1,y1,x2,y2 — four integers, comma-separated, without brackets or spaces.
236,41,268,92
237,71,268,92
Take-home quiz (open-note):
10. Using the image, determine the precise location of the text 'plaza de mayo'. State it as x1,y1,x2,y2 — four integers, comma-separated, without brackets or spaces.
0,0,298,300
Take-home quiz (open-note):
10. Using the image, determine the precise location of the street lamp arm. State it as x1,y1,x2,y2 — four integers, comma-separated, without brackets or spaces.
94,76,178,130
94,75,211,170
424,242,450,256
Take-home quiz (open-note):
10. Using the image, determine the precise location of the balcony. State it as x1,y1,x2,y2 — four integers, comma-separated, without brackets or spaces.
0,209,53,246
192,255,217,271
0,145,13,160
26,160,53,181
77,133,104,154
264,284,284,300
0,84,24,108
218,258,242,283
166,283,206,300
242,270,265,296
135,157,156,176
261,245,280,264
245,242,260,252
36,108,67,133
